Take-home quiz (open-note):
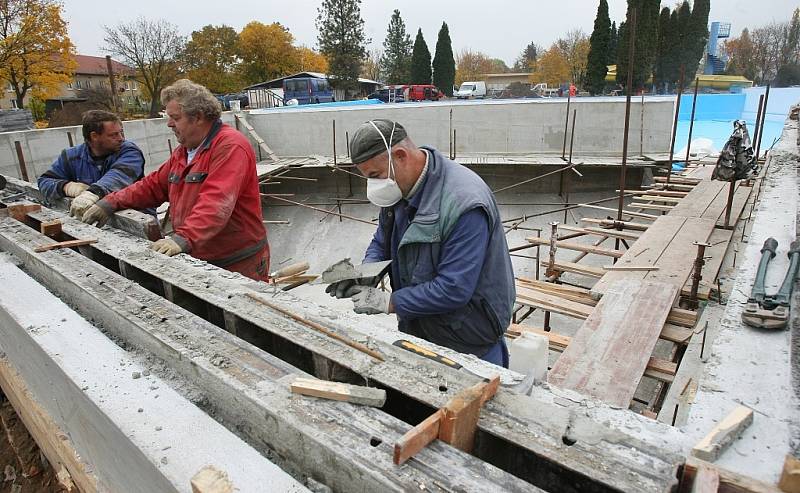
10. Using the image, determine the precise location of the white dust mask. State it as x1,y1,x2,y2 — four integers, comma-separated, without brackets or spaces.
365,121,403,207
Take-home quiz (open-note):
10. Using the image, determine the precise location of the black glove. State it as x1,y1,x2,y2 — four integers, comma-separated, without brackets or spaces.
325,275,380,299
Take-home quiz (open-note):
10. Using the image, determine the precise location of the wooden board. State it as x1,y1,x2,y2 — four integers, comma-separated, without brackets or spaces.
540,259,605,278
290,377,386,407
668,180,727,218
527,236,624,258
548,280,679,408
691,405,754,462
591,216,715,297
681,456,783,493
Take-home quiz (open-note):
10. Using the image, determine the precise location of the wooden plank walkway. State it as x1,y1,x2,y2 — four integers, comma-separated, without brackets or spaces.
548,280,679,408
590,216,716,297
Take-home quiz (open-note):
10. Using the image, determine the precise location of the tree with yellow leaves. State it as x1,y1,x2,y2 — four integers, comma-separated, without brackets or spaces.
530,46,570,87
455,49,494,85
295,46,329,74
237,21,299,85
0,0,76,109
183,24,242,95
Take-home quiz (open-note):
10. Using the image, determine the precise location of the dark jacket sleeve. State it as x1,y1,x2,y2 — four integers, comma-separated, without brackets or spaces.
37,150,71,200
87,142,145,198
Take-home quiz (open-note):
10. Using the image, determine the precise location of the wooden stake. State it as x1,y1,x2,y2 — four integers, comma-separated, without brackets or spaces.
34,239,97,253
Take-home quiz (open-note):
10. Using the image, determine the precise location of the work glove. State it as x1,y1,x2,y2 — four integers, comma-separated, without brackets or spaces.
81,203,111,227
325,275,380,299
351,286,391,315
69,191,100,218
150,237,183,256
63,181,90,198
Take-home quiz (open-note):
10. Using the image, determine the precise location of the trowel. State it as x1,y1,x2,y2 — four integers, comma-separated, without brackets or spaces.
314,258,392,286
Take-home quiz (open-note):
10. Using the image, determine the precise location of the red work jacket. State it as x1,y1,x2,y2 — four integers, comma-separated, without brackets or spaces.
104,120,268,269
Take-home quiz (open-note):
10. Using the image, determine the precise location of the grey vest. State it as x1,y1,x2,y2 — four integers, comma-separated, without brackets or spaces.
392,147,516,356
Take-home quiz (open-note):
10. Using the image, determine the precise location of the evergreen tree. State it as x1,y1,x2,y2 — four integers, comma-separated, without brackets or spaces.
432,22,456,96
684,0,710,80
316,0,367,95
616,0,660,92
410,28,431,84
675,1,692,87
513,42,538,72
607,22,618,65
653,7,671,92
586,0,611,95
380,10,412,84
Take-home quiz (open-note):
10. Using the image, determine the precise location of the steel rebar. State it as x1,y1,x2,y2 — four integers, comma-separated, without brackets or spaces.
665,65,685,188
617,9,637,222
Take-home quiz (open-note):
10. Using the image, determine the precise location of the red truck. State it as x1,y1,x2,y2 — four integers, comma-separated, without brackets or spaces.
406,85,444,101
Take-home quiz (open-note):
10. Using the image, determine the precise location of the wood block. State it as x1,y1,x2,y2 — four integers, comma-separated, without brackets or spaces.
548,280,679,408
191,465,234,493
681,457,782,493
691,463,720,493
290,377,387,407
7,203,41,222
691,405,754,462
40,219,62,238
439,376,499,453
393,409,442,465
778,454,800,493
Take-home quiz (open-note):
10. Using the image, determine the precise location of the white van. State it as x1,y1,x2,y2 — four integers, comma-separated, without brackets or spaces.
454,81,487,99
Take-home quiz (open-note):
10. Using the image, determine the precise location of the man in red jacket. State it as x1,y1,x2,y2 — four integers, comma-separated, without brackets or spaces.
82,79,270,281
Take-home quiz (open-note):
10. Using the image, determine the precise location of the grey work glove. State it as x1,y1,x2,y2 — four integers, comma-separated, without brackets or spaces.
150,237,183,256
325,275,380,299
63,181,90,198
81,202,111,227
69,191,100,218
351,286,391,315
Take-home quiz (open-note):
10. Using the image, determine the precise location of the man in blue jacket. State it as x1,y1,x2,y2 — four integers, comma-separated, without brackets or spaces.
38,110,145,218
328,119,515,367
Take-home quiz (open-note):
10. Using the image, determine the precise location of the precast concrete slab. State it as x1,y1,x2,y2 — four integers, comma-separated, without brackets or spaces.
0,253,307,493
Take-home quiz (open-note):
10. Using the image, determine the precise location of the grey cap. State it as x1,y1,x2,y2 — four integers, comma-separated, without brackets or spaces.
349,119,408,164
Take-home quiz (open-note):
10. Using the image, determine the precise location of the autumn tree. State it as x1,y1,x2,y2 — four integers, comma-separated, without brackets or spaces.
316,0,367,95
0,0,76,109
237,21,298,86
182,25,240,94
380,10,412,84
555,29,590,87
586,0,611,95
530,45,570,86
410,28,431,84
724,29,757,81
513,42,539,72
432,22,455,95
104,17,185,117
455,49,493,85
294,46,328,73
361,48,382,82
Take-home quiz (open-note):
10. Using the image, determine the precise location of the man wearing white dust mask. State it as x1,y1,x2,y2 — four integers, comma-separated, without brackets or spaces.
329,119,515,368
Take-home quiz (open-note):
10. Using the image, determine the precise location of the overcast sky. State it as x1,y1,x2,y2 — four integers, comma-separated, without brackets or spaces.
63,0,798,67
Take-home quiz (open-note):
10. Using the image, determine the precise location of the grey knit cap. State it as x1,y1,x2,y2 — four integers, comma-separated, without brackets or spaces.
349,119,408,164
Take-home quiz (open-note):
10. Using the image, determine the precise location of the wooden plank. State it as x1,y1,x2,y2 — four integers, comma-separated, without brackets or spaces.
681,457,783,493
654,176,701,185
559,224,641,241
33,238,97,252
636,195,683,203
581,217,651,231
548,280,679,408
714,182,752,227
778,454,800,493
691,463,720,493
681,226,732,301
191,466,234,493
540,259,604,278
234,114,278,162
393,410,443,465
603,265,659,271
510,325,678,383
691,405,754,462
527,236,624,258
630,202,675,211
577,203,659,220
633,190,689,198
0,356,99,492
668,180,727,218
290,377,387,407
439,377,499,453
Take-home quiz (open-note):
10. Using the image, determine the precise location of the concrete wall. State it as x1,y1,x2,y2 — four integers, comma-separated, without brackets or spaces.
0,97,673,183
0,113,236,181
248,97,674,157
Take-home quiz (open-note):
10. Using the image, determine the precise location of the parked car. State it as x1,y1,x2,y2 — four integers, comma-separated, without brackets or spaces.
368,86,406,103
216,93,249,110
283,77,335,105
407,84,444,101
454,81,487,99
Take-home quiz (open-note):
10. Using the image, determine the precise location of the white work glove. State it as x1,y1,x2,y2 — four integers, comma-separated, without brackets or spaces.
81,203,111,227
69,191,100,218
351,286,391,315
150,237,183,256
63,181,90,198
325,275,380,299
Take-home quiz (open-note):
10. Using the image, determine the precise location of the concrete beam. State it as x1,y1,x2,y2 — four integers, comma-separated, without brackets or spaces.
20,207,686,493
0,217,535,492
0,254,305,492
